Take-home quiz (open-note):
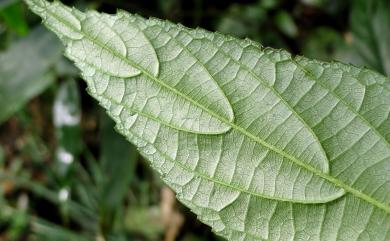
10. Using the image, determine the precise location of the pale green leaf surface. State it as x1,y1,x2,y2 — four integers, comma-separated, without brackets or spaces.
26,0,234,135
25,0,390,240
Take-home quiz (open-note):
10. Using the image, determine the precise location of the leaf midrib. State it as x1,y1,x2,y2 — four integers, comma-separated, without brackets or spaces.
43,4,390,213
158,25,329,174
82,57,344,204
175,24,390,155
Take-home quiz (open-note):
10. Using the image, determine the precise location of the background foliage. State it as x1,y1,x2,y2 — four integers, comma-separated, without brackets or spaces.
0,0,388,240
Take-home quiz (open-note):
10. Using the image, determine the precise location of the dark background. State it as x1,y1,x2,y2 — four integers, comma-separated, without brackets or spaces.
0,0,389,240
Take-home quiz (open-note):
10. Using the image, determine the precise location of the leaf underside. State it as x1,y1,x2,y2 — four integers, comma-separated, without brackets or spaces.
26,0,390,240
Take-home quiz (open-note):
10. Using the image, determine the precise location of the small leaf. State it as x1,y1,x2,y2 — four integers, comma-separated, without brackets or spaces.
25,0,390,240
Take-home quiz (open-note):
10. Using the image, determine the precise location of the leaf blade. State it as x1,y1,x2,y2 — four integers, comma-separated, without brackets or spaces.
24,0,390,240
25,0,346,203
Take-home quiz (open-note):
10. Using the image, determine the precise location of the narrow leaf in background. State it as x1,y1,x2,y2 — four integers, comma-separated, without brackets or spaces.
52,77,83,227
53,78,82,180
32,218,91,241
98,112,138,233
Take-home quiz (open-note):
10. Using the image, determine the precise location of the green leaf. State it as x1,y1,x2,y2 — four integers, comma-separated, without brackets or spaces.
52,78,82,224
53,78,82,177
31,218,92,241
350,0,390,75
0,26,62,124
301,27,364,67
98,112,138,234
26,0,390,240
0,1,29,35
99,112,138,209
0,2,28,35
273,10,297,38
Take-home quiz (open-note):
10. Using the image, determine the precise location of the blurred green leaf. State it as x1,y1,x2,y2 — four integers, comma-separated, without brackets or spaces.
0,172,98,232
351,0,390,75
21,135,48,163
217,16,249,38
75,150,101,211
0,26,62,124
274,10,298,38
7,194,29,240
98,112,138,234
0,146,4,166
52,78,82,225
157,0,178,16
240,4,266,22
99,112,137,208
216,3,266,40
0,0,19,9
301,0,324,7
31,218,91,241
0,2,28,35
302,27,345,61
125,206,163,240
53,78,82,177
54,58,80,77
258,0,279,9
